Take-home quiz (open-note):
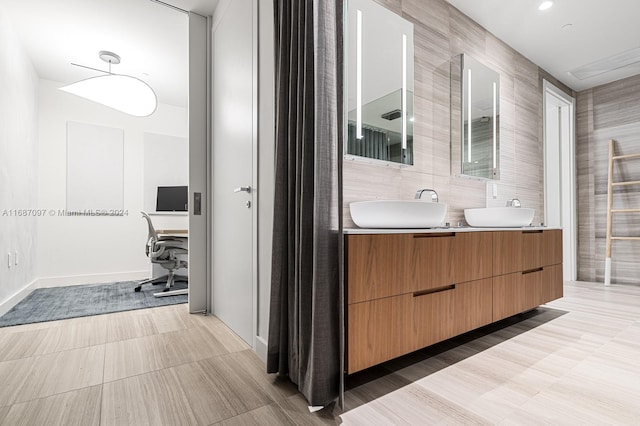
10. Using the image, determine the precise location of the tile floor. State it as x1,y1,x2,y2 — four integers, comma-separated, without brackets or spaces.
0,281,637,425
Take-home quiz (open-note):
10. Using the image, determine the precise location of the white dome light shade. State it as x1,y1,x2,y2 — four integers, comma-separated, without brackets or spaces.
538,1,554,10
60,74,157,117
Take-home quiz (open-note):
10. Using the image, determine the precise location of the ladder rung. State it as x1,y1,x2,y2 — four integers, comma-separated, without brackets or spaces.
611,209,640,213
613,153,640,161
612,180,640,186
611,237,640,241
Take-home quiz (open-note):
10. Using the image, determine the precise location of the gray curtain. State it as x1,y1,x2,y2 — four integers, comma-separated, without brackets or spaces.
267,0,343,407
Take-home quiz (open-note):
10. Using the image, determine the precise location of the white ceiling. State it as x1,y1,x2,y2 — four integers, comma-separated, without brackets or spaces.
0,0,219,109
6,0,636,108
447,0,640,91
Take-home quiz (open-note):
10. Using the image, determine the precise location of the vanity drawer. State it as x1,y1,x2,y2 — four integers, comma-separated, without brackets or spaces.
347,232,493,305
347,278,494,373
494,229,563,275
347,293,413,373
346,234,414,304
492,264,563,321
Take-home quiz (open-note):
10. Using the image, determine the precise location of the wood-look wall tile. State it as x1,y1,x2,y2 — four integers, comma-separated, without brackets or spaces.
343,0,547,230
447,5,485,59
402,0,449,37
371,0,402,16
593,73,640,130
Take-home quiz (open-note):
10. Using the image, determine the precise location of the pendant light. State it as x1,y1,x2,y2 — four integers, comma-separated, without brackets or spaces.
60,51,157,117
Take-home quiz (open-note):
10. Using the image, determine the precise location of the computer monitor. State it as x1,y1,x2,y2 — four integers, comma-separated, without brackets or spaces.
156,186,188,212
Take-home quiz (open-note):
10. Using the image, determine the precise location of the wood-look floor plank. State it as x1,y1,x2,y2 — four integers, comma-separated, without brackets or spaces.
275,393,341,426
14,345,105,404
0,356,37,407
103,325,229,382
222,349,298,402
105,310,159,342
149,304,199,334
215,403,298,426
0,281,638,425
171,353,275,425
101,369,198,426
2,385,101,426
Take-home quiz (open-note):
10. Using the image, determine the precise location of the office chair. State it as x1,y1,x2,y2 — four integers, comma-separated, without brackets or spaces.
136,212,188,297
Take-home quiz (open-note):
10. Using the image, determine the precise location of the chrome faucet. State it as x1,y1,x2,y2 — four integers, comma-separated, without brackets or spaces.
415,189,438,203
506,198,521,208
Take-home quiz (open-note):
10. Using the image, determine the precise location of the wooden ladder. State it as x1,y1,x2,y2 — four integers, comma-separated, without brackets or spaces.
605,139,640,285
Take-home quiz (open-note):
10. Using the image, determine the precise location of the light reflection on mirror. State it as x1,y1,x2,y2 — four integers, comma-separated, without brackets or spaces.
346,0,414,165
458,54,500,179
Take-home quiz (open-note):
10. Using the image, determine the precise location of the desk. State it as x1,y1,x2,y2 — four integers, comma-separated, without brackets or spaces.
156,229,188,236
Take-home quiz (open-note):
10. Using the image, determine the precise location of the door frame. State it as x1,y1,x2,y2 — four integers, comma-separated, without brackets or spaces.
187,12,210,313
543,79,577,281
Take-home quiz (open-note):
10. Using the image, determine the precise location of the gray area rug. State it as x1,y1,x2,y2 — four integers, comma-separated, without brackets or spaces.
0,280,187,327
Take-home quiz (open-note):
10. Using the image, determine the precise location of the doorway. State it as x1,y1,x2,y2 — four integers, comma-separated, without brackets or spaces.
543,79,576,281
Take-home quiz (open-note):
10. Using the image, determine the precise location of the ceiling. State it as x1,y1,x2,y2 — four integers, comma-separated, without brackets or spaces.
0,0,219,109
447,0,640,92
5,0,637,106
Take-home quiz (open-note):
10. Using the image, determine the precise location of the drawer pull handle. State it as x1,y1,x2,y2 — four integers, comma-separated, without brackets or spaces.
522,230,543,234
413,284,455,297
522,267,544,275
413,233,455,239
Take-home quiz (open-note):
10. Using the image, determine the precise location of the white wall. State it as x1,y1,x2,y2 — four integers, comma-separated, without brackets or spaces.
0,8,40,313
37,78,188,286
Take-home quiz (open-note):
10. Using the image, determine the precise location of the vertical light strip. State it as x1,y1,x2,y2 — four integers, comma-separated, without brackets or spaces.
467,68,472,163
401,34,407,150
356,10,363,139
492,81,497,169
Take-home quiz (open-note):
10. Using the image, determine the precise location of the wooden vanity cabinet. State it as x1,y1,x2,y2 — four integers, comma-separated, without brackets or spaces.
492,229,563,322
345,229,563,374
346,231,494,373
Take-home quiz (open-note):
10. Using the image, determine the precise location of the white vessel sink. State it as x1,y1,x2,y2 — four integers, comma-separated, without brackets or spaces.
350,200,447,228
464,207,535,227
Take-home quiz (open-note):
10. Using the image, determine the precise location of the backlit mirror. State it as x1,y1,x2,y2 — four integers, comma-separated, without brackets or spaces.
346,0,414,165
453,54,500,179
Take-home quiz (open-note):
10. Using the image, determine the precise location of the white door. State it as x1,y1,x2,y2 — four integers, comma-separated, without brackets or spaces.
211,0,257,345
543,80,576,281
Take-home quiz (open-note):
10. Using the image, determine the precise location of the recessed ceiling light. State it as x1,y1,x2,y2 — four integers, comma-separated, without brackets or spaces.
539,1,554,11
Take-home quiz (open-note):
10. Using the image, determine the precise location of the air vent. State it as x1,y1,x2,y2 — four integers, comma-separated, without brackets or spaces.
569,46,640,80
381,109,402,120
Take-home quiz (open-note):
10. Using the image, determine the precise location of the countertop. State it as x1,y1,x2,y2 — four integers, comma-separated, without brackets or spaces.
343,226,561,234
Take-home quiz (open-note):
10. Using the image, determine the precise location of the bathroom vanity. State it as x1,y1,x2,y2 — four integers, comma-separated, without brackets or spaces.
344,228,562,374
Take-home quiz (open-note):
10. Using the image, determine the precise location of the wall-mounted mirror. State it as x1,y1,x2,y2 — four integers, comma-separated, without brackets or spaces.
346,0,414,165
452,54,500,179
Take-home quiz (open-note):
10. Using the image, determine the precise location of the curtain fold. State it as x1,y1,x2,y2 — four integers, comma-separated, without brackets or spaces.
267,0,343,406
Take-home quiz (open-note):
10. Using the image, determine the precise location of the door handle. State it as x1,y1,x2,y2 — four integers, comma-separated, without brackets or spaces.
234,186,252,194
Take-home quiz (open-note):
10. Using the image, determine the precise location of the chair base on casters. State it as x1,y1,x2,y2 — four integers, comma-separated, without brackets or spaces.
135,273,188,297
153,288,188,297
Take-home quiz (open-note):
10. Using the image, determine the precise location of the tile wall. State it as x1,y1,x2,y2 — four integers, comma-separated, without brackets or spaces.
343,0,573,227
577,74,640,284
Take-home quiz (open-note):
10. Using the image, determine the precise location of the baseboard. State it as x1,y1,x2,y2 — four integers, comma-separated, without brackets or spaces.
255,336,268,364
0,278,39,317
36,270,149,288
